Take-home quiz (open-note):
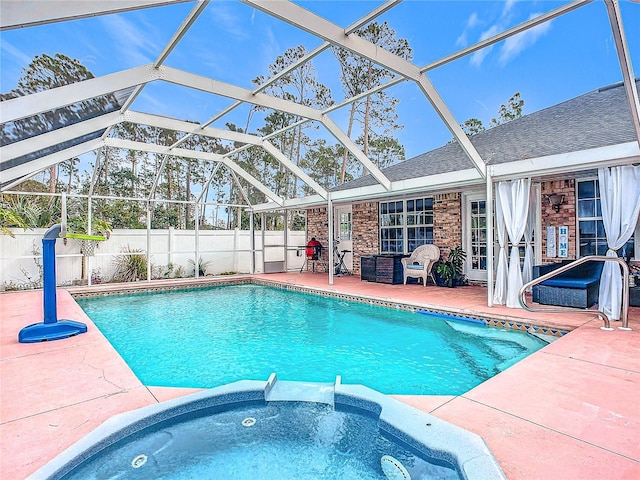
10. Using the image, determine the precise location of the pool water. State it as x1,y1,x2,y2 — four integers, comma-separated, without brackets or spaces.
77,284,547,394
61,402,459,480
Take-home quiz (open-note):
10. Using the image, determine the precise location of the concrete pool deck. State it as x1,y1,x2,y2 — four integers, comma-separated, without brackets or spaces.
1,274,639,479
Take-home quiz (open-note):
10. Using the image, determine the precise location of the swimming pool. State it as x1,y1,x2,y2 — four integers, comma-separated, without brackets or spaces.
77,284,548,395
29,376,507,480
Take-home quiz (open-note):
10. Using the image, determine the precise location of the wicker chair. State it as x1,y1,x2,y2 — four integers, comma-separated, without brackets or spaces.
401,244,440,287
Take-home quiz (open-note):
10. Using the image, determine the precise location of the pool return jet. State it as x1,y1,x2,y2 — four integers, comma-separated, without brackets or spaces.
18,193,106,343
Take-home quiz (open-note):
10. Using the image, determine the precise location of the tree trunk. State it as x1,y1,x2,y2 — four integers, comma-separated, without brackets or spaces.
293,123,303,196
48,166,56,193
340,103,357,184
166,162,172,200
286,131,296,198
103,148,110,187
131,158,137,196
66,160,73,193
362,63,373,177
363,95,371,177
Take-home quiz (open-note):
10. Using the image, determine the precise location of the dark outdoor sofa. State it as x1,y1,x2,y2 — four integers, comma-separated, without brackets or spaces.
532,260,604,308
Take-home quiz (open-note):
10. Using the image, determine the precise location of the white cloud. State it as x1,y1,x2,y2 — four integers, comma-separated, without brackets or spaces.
502,0,519,18
0,39,32,68
499,15,552,65
467,12,479,28
470,45,492,67
455,31,468,48
261,26,281,71
470,25,500,67
100,15,160,66
208,3,251,40
456,12,479,47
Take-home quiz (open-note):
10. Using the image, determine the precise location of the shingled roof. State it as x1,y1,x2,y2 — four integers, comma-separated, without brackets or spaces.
332,79,639,192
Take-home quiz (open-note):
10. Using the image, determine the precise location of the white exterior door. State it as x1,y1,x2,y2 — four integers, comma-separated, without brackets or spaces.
464,193,488,282
463,185,541,283
334,205,353,272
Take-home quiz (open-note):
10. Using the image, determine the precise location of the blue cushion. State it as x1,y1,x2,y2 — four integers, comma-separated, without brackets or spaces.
541,278,598,288
406,264,424,270
537,261,603,289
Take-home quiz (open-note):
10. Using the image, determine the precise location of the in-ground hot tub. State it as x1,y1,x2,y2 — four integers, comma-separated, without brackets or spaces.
29,375,506,480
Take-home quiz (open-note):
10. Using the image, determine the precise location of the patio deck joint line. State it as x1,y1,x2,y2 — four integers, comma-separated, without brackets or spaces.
68,278,568,336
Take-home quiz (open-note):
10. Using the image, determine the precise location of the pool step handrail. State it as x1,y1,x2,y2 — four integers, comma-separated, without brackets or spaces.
518,255,631,331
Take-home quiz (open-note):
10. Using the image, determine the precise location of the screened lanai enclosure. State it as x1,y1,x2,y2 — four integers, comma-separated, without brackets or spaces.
1,1,639,308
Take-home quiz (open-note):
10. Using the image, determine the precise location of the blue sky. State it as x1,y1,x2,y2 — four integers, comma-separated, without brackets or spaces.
1,0,639,161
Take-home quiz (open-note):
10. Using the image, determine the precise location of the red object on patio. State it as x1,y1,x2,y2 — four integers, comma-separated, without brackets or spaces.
305,238,322,260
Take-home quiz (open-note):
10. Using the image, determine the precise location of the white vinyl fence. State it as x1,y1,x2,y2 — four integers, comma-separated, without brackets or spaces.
0,228,306,289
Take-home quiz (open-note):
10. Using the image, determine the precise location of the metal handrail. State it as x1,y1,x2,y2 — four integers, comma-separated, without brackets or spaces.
519,255,631,331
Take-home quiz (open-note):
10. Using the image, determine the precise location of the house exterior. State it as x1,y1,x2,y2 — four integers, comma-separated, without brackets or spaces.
306,79,640,281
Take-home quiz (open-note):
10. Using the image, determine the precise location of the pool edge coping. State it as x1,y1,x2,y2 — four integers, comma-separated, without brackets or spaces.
68,276,569,338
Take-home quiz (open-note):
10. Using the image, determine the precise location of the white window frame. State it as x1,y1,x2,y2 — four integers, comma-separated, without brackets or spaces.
338,210,352,241
462,185,541,283
379,196,434,254
576,177,638,260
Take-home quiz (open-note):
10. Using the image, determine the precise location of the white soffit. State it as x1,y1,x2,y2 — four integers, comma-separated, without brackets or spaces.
490,142,640,180
251,168,484,212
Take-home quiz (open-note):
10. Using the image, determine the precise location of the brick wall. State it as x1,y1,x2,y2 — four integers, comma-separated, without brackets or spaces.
305,203,380,276
305,195,466,274
434,192,462,258
352,201,379,276
540,179,576,262
306,181,583,275
305,206,328,245
303,206,328,271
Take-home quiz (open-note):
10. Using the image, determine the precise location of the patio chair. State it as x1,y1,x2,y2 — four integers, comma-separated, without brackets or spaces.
401,244,440,287
532,260,604,308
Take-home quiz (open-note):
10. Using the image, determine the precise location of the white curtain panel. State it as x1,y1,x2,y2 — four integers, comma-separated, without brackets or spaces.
597,165,640,320
522,188,537,289
493,191,508,305
496,178,531,308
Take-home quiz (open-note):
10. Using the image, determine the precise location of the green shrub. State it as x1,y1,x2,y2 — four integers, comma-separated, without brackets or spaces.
112,245,147,282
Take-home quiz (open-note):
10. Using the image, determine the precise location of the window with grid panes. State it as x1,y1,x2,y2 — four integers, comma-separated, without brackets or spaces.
470,200,487,270
339,212,351,240
380,198,433,254
577,179,635,258
406,197,434,252
380,201,404,253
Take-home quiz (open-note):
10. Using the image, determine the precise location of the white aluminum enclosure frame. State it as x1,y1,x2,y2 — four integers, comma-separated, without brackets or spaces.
1,0,639,291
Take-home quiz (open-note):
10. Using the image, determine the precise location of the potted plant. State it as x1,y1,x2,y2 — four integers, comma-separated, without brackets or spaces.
68,216,112,238
92,219,113,239
435,246,467,287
